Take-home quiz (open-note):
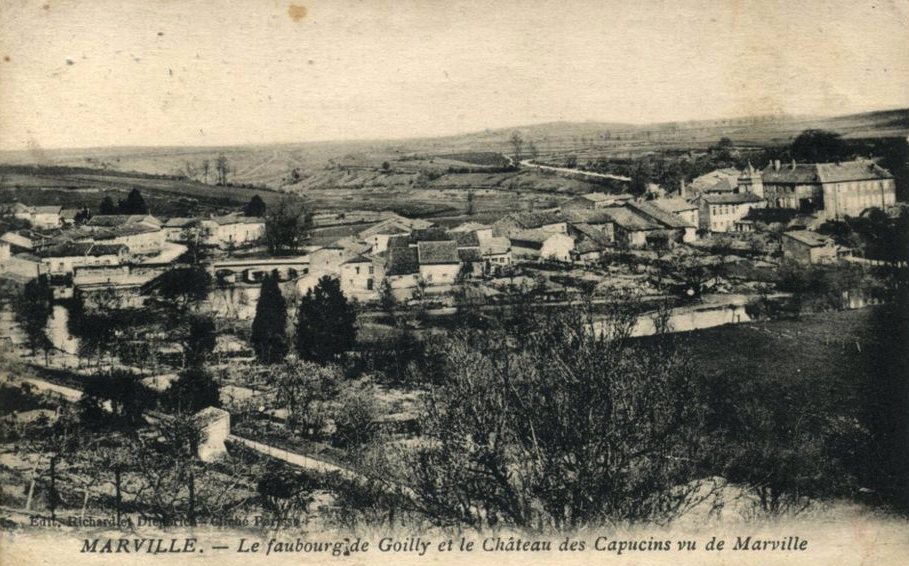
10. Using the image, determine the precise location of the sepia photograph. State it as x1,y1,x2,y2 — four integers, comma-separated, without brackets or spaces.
0,1,907,564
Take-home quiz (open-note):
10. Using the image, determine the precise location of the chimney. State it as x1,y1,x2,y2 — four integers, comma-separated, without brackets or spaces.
773,160,781,171
679,179,686,199
791,159,797,170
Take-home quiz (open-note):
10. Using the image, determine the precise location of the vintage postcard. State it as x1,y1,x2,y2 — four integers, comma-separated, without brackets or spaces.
0,0,907,565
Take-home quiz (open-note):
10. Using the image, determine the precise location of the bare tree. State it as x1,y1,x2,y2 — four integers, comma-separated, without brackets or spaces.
215,154,229,185
268,360,340,437
510,131,524,164
405,301,708,530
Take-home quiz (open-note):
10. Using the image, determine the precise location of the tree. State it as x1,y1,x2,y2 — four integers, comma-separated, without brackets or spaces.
295,276,357,363
268,360,340,436
182,314,216,367
215,153,230,185
99,196,117,215
257,462,316,522
150,266,211,312
332,380,380,448
465,190,476,216
510,131,524,164
406,302,707,529
243,194,267,217
265,197,312,256
165,366,220,414
78,372,151,431
15,276,53,363
789,129,848,163
201,159,211,184
251,272,288,364
73,207,92,224
118,188,149,215
381,161,391,171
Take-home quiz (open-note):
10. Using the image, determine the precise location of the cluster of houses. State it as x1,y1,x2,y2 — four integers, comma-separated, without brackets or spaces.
0,205,266,291
0,157,898,309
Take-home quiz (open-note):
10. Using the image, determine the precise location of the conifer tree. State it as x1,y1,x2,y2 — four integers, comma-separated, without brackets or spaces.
251,272,288,364
295,276,356,363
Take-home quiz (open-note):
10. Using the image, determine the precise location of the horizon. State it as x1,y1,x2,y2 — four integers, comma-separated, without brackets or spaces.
0,106,906,155
2,0,909,152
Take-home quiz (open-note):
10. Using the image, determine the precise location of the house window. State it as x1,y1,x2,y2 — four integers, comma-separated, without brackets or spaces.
355,266,360,275
367,278,374,291
368,265,374,275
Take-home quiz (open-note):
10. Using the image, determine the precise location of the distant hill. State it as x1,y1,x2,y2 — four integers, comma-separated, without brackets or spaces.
1,108,906,189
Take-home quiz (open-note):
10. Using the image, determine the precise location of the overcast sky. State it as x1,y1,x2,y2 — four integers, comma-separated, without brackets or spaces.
1,0,908,151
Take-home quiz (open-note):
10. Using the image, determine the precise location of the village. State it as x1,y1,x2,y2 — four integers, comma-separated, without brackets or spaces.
0,127,907,533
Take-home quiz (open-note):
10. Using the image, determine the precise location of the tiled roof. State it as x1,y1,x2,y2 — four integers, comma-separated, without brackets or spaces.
164,217,200,228
458,248,483,262
602,207,658,231
627,201,694,229
358,215,434,238
386,246,419,275
762,160,893,185
701,193,764,205
783,230,833,247
450,222,490,233
480,236,510,256
653,198,698,213
689,168,741,192
42,242,127,258
561,209,616,225
341,254,374,265
702,177,738,193
454,231,480,248
571,223,611,242
510,229,570,246
87,214,159,227
417,240,460,264
33,205,62,214
410,227,453,242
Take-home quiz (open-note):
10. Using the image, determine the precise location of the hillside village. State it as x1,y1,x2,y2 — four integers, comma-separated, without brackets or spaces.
0,136,907,534
0,156,901,310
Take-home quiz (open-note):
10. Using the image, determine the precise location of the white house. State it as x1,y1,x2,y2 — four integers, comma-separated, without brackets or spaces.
416,240,461,285
11,204,62,229
450,222,494,242
696,193,765,233
358,215,434,254
509,230,574,262
205,214,266,248
652,198,700,229
40,242,129,276
339,254,384,300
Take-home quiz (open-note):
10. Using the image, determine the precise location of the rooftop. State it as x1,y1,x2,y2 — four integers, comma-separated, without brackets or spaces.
480,236,511,256
783,230,834,247
454,231,480,248
450,221,491,233
762,160,893,185
652,198,698,213
42,242,128,258
701,192,764,205
416,240,460,264
385,246,419,275
602,207,658,231
627,201,694,229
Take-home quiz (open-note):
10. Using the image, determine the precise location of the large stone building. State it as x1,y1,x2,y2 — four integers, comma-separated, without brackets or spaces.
761,159,895,219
